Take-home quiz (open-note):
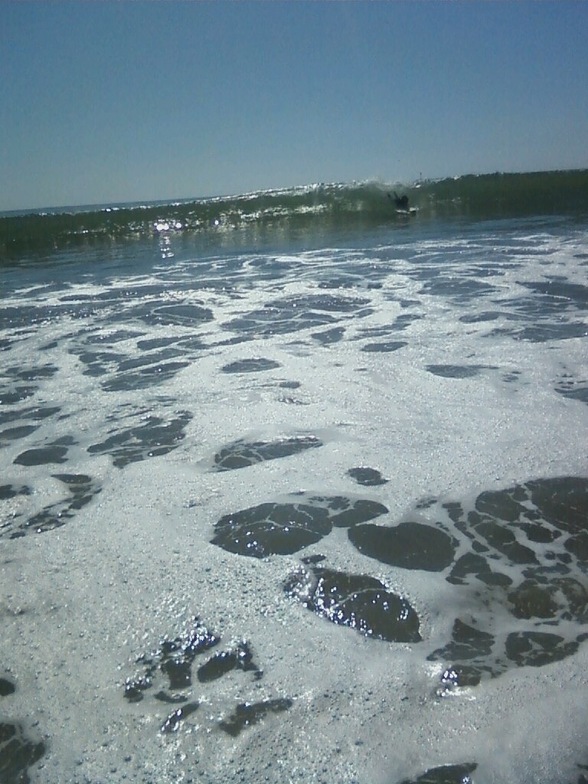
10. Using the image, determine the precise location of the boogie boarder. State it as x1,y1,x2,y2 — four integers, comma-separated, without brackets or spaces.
388,191,410,210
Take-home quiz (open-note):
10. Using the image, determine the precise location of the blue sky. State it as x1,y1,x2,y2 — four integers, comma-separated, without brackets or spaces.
1,1,587,211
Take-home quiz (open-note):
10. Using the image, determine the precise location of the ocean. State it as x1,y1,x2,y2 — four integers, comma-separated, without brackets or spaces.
1,170,588,784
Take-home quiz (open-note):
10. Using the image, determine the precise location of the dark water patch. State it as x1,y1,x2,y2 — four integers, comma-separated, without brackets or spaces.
279,396,308,406
447,552,512,587
0,484,31,501
475,483,537,521
466,514,538,564
356,309,421,338
311,327,346,345
0,721,46,784
0,386,37,406
349,522,456,571
124,617,220,703
419,277,497,304
443,478,588,589
362,340,407,353
138,303,214,327
426,364,495,379
507,579,561,619
556,379,588,405
176,335,208,352
317,495,389,528
211,493,388,558
13,442,70,466
88,410,192,468
75,349,125,377
58,284,162,305
161,658,192,691
416,476,588,685
115,349,186,373
355,325,394,339
511,322,588,342
0,304,64,330
213,435,322,471
122,614,288,739
123,676,153,703
0,678,15,697
485,281,588,342
160,702,199,734
505,631,579,667
471,477,588,563
0,424,39,444
392,313,423,330
219,698,293,737
0,406,61,427
197,642,262,683
154,691,188,704
221,357,281,374
275,380,306,405
523,477,588,532
415,496,438,511
316,278,379,292
521,280,588,308
0,301,107,329
211,499,332,558
301,553,327,565
429,618,495,663
297,293,371,313
208,334,253,351
439,664,482,689
428,612,586,686
101,360,190,392
347,467,388,486
5,364,58,382
223,293,371,337
136,336,182,351
225,306,335,336
502,370,521,383
285,565,421,642
397,762,477,784
53,473,102,512
459,310,501,323
72,339,192,390
427,618,496,684
3,474,101,539
516,520,561,544
496,293,565,321
85,329,145,344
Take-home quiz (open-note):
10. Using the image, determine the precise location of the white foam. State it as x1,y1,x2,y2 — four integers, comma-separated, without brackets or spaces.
1,220,587,783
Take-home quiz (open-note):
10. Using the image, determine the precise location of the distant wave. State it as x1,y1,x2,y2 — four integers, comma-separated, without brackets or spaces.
2,170,588,260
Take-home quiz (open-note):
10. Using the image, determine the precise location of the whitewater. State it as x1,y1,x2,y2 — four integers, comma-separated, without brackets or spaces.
1,172,588,784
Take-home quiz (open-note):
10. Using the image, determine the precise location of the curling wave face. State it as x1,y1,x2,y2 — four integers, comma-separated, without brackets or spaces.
2,169,588,263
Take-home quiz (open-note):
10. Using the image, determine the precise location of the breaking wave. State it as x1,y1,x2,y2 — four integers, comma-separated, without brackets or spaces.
1,169,588,261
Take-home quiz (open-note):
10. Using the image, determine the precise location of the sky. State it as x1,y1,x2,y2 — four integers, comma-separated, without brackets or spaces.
1,0,587,212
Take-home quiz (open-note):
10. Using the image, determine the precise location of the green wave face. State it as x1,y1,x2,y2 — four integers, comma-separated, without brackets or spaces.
2,169,588,261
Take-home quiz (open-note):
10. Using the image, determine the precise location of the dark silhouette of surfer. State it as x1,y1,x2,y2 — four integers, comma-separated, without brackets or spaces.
388,191,409,210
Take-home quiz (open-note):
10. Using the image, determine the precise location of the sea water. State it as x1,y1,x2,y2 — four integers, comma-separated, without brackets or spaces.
1,173,588,784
